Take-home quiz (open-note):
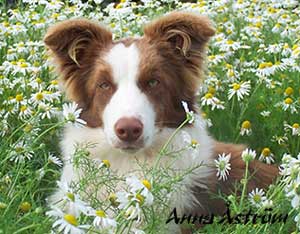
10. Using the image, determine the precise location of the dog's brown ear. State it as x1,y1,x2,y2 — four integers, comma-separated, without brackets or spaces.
44,19,112,74
143,12,215,58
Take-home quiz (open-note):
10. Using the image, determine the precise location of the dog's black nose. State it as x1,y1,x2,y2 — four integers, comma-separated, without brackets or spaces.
114,117,143,142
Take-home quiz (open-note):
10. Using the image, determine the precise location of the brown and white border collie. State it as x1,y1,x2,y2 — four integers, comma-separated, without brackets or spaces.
44,12,278,233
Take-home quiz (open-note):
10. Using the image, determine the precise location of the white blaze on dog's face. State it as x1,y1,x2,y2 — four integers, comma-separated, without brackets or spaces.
102,43,155,150
44,13,215,152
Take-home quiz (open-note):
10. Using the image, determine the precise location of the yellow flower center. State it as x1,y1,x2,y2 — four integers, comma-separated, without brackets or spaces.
292,44,299,50
208,86,216,95
20,106,27,112
102,159,111,168
191,139,198,146
15,94,23,102
204,93,213,99
116,3,122,9
19,62,28,68
232,83,240,90
255,22,262,28
95,210,106,218
259,62,273,69
285,87,294,96
228,70,235,77
15,147,24,153
283,43,289,49
24,124,32,133
64,214,78,226
292,123,299,129
227,40,234,45
284,98,293,105
51,13,59,19
51,80,58,85
66,192,75,202
262,148,271,157
142,179,151,190
226,63,233,69
35,93,44,101
253,194,261,203
36,78,42,84
136,194,145,205
20,202,31,212
241,120,251,129
108,193,119,207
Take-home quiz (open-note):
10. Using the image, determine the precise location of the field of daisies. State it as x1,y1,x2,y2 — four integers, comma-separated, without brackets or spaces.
0,0,300,233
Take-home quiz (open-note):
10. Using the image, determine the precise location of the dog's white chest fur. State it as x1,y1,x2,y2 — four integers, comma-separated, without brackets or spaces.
54,115,215,214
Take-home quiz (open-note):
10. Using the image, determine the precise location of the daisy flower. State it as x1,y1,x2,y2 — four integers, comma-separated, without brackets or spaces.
284,122,300,136
228,81,251,101
200,93,225,110
57,181,91,216
181,101,195,124
249,188,267,208
46,207,89,234
214,153,231,181
125,203,142,223
19,105,33,119
181,130,200,159
240,120,252,136
284,87,294,96
259,147,275,164
116,191,131,209
89,209,117,230
261,199,273,209
48,153,63,167
9,141,34,163
30,91,48,106
38,103,58,119
126,176,153,206
256,62,276,77
62,102,87,127
286,180,300,209
241,148,256,162
260,110,271,117
276,97,298,114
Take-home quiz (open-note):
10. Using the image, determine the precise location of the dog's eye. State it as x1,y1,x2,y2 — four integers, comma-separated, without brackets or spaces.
147,79,160,88
98,82,111,90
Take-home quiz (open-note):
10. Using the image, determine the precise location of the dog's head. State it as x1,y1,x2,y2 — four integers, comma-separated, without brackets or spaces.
44,12,214,152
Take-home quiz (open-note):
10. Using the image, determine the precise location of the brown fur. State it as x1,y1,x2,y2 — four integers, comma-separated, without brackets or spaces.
44,19,114,127
137,12,215,127
44,13,215,128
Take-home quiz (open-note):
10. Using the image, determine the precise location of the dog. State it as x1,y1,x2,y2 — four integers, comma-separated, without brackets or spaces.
44,12,278,233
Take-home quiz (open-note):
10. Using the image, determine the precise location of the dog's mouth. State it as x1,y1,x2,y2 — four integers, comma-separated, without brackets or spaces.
113,141,144,154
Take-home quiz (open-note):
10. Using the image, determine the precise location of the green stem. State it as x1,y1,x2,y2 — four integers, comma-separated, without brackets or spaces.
33,121,65,144
153,118,189,171
234,82,262,142
239,161,249,211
